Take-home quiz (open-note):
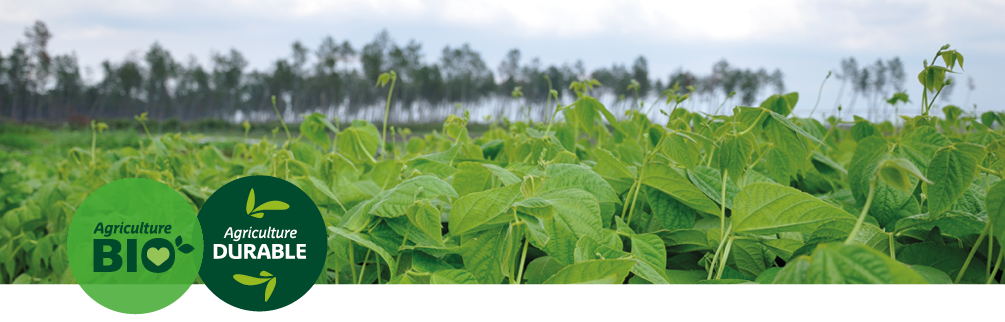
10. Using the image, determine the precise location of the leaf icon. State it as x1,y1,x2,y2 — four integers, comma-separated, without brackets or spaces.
245,189,289,218
178,244,194,254
234,274,270,286
175,236,183,247
233,271,278,302
265,277,276,302
253,201,290,213
246,189,255,215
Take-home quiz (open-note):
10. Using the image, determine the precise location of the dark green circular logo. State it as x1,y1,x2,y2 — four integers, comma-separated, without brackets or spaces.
198,176,326,312
67,178,203,314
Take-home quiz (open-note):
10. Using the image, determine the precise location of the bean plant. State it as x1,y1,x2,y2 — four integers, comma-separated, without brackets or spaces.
1,45,1004,284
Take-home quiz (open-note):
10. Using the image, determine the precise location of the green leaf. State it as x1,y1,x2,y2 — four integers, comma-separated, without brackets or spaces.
430,269,479,284
519,214,550,247
687,166,740,209
656,229,712,253
540,189,604,265
307,176,346,210
337,121,380,165
369,175,458,218
662,132,701,169
451,162,495,197
420,143,462,164
593,148,634,179
731,239,769,277
543,259,636,284
879,157,932,192
481,163,521,186
850,136,917,227
573,96,624,135
300,112,333,150
898,126,951,174
448,184,522,236
641,161,721,215
460,226,509,284
894,211,985,240
328,226,397,270
755,267,782,284
717,134,755,183
896,242,986,284
696,279,756,284
768,111,822,147
514,197,554,220
629,234,670,284
644,186,696,230
732,182,856,235
910,265,952,284
386,275,418,284
762,115,808,183
773,243,927,284
927,143,986,217
410,251,454,273
760,93,798,116
806,220,888,254
761,239,803,262
406,200,444,246
574,235,627,263
523,256,566,284
406,158,458,179
542,163,619,206
850,119,881,142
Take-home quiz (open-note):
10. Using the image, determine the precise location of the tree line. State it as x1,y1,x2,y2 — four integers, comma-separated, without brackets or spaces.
0,20,805,125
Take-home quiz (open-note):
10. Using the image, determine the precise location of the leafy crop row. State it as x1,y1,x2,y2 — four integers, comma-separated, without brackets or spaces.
1,45,1004,284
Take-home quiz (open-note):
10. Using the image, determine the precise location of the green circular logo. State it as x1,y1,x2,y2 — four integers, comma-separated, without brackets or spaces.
198,176,326,312
67,178,203,314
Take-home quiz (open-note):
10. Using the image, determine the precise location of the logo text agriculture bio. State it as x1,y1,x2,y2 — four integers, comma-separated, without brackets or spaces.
67,179,203,314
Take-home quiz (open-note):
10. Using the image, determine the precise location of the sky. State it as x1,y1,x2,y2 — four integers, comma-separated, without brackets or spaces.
1,0,1003,118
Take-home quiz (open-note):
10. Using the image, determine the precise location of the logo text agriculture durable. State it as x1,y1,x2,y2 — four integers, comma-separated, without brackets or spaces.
198,176,325,312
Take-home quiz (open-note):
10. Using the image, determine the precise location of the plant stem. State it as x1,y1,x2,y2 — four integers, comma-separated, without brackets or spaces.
989,231,994,277
888,233,896,260
955,221,989,283
376,252,382,284
707,225,732,280
544,102,564,139
977,165,1003,179
845,181,877,245
380,75,397,161
619,182,638,222
358,249,371,284
736,110,768,137
715,237,735,280
140,121,152,140
349,241,357,283
271,95,291,143
987,249,1004,284
516,237,529,284
808,72,831,118
90,126,97,168
720,170,728,236
625,135,668,225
